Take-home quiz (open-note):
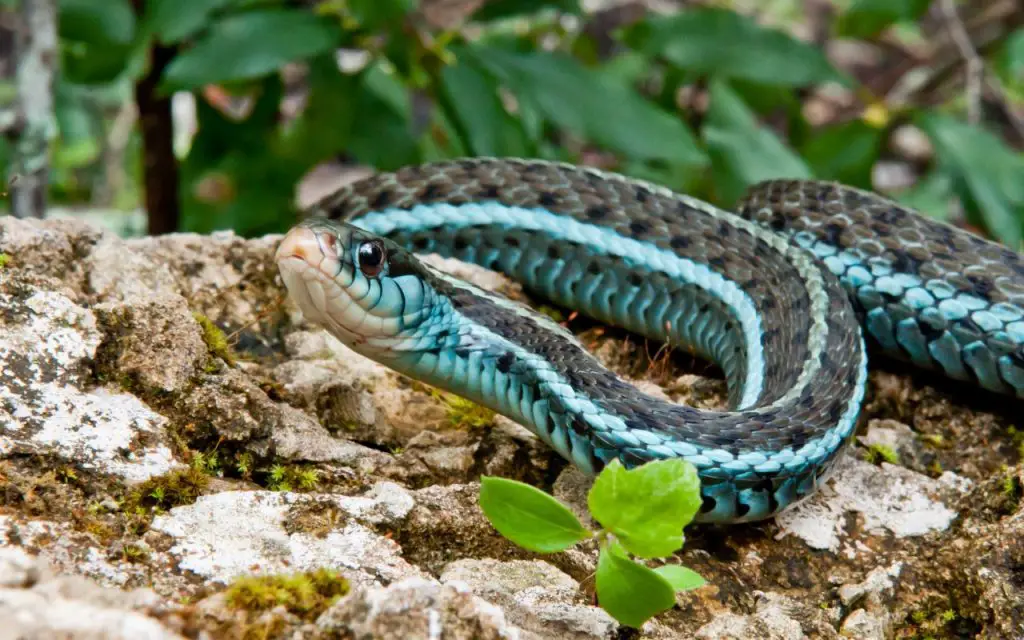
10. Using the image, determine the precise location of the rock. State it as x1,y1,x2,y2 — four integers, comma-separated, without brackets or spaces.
335,481,415,528
85,232,180,302
694,611,803,640
317,577,524,640
93,294,207,394
440,558,617,639
0,285,182,483
148,489,425,588
837,563,902,608
0,548,182,640
552,466,596,529
839,609,887,639
0,516,140,588
775,457,967,553
0,546,48,588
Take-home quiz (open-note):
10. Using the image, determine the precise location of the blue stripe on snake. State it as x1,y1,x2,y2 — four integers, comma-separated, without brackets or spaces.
275,158,1024,524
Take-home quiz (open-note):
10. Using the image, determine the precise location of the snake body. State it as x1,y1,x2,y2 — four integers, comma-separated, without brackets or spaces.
276,158,1024,524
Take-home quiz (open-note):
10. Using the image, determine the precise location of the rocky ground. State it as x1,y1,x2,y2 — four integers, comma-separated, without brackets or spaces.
1,215,1022,639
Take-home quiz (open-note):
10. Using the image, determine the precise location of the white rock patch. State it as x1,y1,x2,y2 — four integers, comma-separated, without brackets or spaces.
776,457,968,552
150,488,421,588
0,289,180,483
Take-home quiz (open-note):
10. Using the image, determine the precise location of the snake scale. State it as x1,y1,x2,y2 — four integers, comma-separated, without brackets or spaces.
275,157,1024,524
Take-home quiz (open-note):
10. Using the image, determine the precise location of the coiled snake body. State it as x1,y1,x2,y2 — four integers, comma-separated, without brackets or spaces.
276,158,1024,524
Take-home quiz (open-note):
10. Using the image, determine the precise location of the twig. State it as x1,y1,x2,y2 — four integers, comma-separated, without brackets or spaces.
939,0,984,125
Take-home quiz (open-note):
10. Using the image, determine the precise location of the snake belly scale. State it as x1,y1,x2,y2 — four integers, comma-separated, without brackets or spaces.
276,157,1024,525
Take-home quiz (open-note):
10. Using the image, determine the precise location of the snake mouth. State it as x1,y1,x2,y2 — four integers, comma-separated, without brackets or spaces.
276,225,378,347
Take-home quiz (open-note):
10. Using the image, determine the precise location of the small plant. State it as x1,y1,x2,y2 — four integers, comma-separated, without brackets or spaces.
479,458,705,628
235,452,254,479
191,449,222,476
0,253,9,269
265,463,320,492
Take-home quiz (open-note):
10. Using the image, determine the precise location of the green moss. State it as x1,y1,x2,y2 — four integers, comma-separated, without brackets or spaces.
864,443,899,465
536,304,565,323
0,253,9,269
193,312,235,366
224,568,349,620
431,389,495,429
1000,473,1022,505
123,467,209,515
121,542,149,563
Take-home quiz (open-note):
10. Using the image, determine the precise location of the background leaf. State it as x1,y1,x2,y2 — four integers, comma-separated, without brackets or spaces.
704,80,812,205
587,459,701,559
439,58,531,157
161,10,340,91
918,113,1024,249
143,0,237,44
471,0,581,22
836,0,932,39
800,120,884,188
628,8,846,87
463,45,706,166
59,0,135,45
595,541,676,628
479,476,592,553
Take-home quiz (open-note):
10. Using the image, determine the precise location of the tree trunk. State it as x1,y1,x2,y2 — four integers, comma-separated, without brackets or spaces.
4,0,57,219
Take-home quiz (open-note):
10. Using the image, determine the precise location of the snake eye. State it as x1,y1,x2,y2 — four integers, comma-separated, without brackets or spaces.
358,240,387,277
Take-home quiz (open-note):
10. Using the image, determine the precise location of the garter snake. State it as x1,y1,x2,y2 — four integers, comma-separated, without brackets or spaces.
275,158,1024,524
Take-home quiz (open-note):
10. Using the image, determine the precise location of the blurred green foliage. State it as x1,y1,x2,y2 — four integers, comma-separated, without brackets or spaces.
7,0,1024,246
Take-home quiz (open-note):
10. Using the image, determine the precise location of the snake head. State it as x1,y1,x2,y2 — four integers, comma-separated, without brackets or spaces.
276,218,434,354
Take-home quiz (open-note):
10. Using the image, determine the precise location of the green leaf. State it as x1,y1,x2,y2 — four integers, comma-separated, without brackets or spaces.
53,82,99,168
348,0,416,31
462,45,705,166
653,564,706,592
161,10,340,91
439,59,529,157
836,0,932,39
143,0,237,44
800,120,883,189
479,476,592,553
281,55,357,164
59,0,135,46
627,8,846,87
347,65,418,170
595,540,676,628
471,0,581,22
703,80,812,206
895,171,954,223
58,0,136,84
1002,29,1024,78
587,458,701,559
917,113,1024,249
